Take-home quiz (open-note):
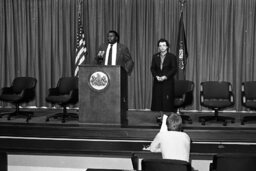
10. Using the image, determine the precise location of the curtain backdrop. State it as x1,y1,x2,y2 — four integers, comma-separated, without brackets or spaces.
0,0,256,111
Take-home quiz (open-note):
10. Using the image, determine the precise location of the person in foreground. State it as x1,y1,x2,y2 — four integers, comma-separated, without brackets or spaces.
146,113,191,162
95,30,134,75
150,38,177,121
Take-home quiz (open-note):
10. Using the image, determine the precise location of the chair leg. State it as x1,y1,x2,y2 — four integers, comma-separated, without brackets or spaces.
46,112,63,122
7,104,20,120
241,116,256,125
0,104,33,123
176,108,192,124
181,115,193,124
46,106,78,123
62,106,79,123
0,111,15,120
62,107,67,123
199,110,235,126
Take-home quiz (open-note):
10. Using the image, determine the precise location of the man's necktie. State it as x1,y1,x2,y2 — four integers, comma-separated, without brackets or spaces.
108,45,113,65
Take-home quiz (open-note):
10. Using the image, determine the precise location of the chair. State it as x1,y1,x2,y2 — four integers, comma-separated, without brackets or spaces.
142,158,192,171
209,153,256,171
241,81,256,125
0,152,7,171
131,153,139,170
199,81,235,126
45,77,78,123
174,80,194,124
0,77,37,122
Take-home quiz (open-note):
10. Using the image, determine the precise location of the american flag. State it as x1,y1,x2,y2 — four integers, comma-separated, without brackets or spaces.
74,14,87,76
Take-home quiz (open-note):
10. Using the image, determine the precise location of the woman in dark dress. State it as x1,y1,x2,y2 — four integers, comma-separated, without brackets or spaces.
151,39,177,117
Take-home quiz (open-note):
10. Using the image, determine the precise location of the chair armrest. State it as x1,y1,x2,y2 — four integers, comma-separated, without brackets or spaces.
70,88,78,98
0,87,13,94
179,94,186,102
19,87,36,100
241,84,246,104
241,89,247,104
176,91,193,107
48,88,59,96
183,91,193,104
200,91,204,104
229,92,234,103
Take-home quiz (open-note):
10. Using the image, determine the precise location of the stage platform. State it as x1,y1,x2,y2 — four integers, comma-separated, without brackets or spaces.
0,108,256,140
0,108,256,159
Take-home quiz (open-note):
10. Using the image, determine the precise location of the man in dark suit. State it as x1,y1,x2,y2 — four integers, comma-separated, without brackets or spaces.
96,30,134,75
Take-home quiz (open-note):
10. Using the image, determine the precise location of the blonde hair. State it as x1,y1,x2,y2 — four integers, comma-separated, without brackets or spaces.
166,113,182,131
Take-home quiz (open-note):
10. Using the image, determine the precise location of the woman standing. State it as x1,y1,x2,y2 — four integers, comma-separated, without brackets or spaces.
151,38,177,118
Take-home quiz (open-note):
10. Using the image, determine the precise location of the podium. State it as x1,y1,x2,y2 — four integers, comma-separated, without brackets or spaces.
79,65,128,126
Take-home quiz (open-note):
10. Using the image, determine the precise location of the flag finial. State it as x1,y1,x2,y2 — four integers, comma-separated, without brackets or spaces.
179,0,186,12
78,0,83,15
179,0,186,6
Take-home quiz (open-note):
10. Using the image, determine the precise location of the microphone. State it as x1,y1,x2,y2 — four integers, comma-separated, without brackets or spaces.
97,51,105,64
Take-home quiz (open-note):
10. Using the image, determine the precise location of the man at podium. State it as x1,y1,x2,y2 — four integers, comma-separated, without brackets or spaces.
96,30,134,75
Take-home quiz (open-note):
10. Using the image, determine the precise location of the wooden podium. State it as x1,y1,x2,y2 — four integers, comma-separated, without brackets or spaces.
79,65,128,126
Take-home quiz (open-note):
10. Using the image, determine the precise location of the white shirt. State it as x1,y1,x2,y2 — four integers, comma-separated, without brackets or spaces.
104,43,117,65
149,115,191,162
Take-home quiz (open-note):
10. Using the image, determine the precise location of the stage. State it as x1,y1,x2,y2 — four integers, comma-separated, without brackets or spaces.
1,108,256,171
0,108,256,142
0,108,256,146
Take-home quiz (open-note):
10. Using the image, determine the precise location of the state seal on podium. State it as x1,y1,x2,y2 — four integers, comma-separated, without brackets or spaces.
88,71,109,92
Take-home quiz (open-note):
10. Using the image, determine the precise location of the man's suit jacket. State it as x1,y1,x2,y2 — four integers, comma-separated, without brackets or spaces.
96,43,134,75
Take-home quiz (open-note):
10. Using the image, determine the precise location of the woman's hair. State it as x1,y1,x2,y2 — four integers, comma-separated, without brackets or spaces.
157,38,169,47
166,113,182,131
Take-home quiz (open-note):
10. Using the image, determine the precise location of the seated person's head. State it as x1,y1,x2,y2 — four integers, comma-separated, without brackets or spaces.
166,113,182,131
